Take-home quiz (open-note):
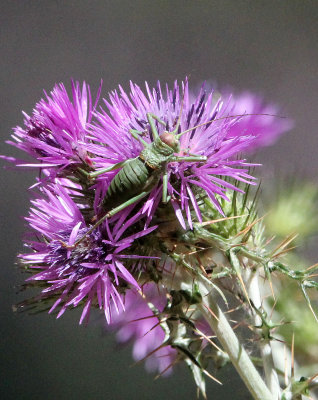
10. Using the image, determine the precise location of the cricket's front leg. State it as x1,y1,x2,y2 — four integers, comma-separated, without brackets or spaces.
130,129,149,147
160,154,207,204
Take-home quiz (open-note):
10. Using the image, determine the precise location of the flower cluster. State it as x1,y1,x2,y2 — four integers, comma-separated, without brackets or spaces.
19,183,157,324
5,78,293,389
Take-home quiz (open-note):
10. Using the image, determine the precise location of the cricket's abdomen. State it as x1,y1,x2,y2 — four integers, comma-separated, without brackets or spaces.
102,157,157,211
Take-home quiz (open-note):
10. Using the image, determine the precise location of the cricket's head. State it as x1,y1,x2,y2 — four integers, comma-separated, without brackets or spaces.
160,131,180,153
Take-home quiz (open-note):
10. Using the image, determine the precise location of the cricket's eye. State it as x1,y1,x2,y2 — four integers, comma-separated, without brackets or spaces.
160,132,178,149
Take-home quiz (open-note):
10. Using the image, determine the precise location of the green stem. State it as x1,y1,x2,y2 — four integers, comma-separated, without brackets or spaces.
197,277,273,400
246,269,281,399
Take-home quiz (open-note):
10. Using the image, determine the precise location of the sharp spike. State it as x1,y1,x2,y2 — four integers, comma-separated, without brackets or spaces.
284,345,289,386
291,332,295,379
194,327,224,353
200,214,247,227
130,343,165,367
154,360,177,380
202,369,223,385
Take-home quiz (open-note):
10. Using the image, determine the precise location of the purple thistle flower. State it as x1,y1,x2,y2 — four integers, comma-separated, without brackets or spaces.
224,91,293,151
5,81,101,175
88,79,258,228
110,283,177,375
20,183,157,324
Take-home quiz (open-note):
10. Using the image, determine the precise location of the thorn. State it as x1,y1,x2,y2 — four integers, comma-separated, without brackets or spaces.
224,304,243,314
154,360,176,380
272,246,298,259
237,270,252,308
131,344,165,367
264,235,276,247
142,320,168,337
127,314,160,323
194,327,224,354
195,254,209,277
272,337,287,345
306,299,318,323
284,345,289,387
304,262,318,272
203,303,219,322
268,277,276,302
170,262,178,289
231,321,245,331
269,297,278,320
270,233,298,257
234,214,266,238
202,369,222,385
308,273,318,278
308,372,318,384
200,214,248,227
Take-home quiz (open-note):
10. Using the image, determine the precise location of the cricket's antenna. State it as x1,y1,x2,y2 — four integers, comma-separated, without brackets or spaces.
171,78,188,135
175,112,286,139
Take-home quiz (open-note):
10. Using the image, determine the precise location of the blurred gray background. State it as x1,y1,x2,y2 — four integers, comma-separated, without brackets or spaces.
1,1,318,399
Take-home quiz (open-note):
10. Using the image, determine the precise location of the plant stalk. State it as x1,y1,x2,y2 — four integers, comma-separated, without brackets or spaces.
197,277,273,400
246,269,281,399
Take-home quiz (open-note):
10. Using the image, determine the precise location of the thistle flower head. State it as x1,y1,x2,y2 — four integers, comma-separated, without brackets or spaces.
89,79,260,228
19,183,157,324
5,81,101,174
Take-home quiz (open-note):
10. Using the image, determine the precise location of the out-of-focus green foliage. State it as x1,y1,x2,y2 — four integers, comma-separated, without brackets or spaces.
265,181,318,241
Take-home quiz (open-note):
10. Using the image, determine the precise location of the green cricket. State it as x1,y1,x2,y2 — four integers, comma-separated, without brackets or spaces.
73,112,207,247
69,109,281,249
